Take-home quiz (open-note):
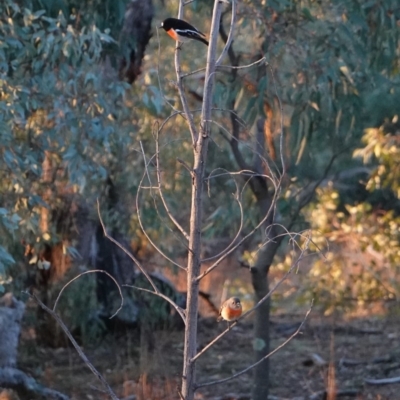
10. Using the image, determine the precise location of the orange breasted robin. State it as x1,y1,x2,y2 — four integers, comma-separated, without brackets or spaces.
161,18,209,46
217,297,242,322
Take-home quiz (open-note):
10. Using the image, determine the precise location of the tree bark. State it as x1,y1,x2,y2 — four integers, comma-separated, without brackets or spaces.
119,0,153,83
251,238,280,400
0,294,25,368
181,152,205,399
250,120,281,400
230,116,282,398
180,1,222,398
251,266,270,399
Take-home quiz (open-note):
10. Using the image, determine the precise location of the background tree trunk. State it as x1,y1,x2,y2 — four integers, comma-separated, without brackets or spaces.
119,0,154,83
0,294,25,368
229,114,284,398
251,238,280,400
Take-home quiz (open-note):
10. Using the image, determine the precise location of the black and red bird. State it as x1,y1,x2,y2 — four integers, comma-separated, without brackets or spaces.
161,18,209,46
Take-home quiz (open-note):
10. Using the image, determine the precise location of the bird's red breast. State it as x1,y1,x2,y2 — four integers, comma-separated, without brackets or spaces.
166,29,179,41
222,307,242,320
218,297,242,322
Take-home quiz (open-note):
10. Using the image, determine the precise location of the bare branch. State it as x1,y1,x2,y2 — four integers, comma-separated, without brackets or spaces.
199,1,225,146
365,376,400,385
204,169,269,181
139,141,153,193
97,199,158,292
192,235,312,362
181,57,267,80
196,181,280,281
218,57,267,70
285,151,343,234
255,227,323,263
25,292,120,400
123,285,186,324
196,301,313,389
97,201,186,326
155,128,190,242
174,1,198,144
201,167,244,263
136,163,187,270
53,270,123,319
214,108,278,179
177,386,185,400
155,27,181,113
158,111,185,133
267,63,285,174
176,158,193,175
216,0,237,67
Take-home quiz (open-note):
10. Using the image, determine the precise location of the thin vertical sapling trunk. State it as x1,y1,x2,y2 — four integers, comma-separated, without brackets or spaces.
175,1,226,399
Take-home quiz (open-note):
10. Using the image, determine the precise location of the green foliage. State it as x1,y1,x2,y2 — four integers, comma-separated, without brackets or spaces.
289,116,400,312
30,0,129,35
0,0,201,308
0,0,142,273
304,195,399,313
354,124,400,199
0,0,399,317
221,0,400,181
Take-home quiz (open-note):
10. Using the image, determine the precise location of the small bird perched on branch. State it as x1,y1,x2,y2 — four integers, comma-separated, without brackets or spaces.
161,18,209,46
217,297,242,323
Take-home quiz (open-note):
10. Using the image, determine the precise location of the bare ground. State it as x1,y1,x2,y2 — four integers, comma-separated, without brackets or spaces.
16,306,400,400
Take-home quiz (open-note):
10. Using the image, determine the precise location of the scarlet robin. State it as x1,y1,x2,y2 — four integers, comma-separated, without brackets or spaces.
217,297,242,323
161,18,209,46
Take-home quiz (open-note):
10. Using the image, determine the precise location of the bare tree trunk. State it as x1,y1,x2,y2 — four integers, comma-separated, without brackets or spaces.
180,1,223,398
181,150,206,399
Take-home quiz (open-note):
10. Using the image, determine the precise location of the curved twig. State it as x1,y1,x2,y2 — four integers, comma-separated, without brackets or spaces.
97,200,160,292
97,201,186,326
123,284,186,324
154,128,190,242
365,376,400,385
53,270,123,319
174,3,198,145
214,112,280,184
181,57,267,80
201,167,244,263
135,153,187,270
155,27,181,113
216,0,237,67
266,62,285,174
139,137,190,248
196,175,280,281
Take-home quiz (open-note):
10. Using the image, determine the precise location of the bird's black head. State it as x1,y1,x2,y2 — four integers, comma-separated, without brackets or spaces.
161,18,177,31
